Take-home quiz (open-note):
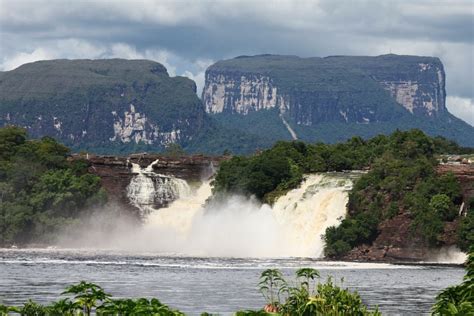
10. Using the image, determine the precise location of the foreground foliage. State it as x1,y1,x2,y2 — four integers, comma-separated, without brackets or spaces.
0,270,379,316
237,268,380,315
2,261,472,315
0,281,184,316
0,126,107,246
432,248,474,315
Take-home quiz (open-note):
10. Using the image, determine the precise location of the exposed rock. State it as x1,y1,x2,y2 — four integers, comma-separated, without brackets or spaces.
70,153,226,214
0,59,205,152
203,73,287,115
203,54,474,147
203,55,447,121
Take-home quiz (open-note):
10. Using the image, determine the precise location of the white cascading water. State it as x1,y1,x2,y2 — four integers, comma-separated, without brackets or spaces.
127,160,191,215
136,172,355,258
272,174,353,257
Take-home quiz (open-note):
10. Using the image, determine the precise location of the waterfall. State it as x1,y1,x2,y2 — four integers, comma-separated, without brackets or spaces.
271,174,353,256
126,159,191,215
138,173,355,258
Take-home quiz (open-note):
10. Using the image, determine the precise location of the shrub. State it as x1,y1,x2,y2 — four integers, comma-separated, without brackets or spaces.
239,268,380,315
432,248,474,315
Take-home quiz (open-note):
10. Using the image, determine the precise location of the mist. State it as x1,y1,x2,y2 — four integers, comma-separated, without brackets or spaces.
56,175,352,258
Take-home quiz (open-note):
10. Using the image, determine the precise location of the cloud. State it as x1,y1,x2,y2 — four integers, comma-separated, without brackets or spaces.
0,39,106,70
0,0,472,122
1,48,52,71
447,96,474,126
0,38,211,97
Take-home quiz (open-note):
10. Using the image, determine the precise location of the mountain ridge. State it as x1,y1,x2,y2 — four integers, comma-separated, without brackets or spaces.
0,55,473,154
203,54,474,147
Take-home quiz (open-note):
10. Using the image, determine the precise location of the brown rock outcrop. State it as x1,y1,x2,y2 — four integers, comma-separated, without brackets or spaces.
436,163,474,200
70,153,227,214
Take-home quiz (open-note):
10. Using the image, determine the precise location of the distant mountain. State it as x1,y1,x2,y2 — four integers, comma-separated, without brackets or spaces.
0,59,209,153
1,56,473,155
203,54,474,147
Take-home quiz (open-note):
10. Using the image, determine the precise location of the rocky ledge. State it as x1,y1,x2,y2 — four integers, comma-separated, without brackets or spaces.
70,153,226,213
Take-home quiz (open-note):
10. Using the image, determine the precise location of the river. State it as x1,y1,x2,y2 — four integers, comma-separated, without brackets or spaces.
0,248,464,315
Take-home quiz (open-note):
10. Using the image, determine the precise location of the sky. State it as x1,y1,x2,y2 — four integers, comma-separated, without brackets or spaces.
0,0,473,125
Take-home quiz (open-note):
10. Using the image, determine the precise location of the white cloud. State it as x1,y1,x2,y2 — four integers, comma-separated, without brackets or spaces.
0,39,106,70
0,0,473,113
1,48,53,70
446,96,474,126
0,38,213,96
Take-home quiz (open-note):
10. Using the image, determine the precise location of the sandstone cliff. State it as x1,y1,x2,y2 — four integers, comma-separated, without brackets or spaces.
203,54,474,147
0,59,205,153
71,153,225,214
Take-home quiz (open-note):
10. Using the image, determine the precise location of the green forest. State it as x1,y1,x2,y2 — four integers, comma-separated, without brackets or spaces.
213,129,474,257
0,126,107,246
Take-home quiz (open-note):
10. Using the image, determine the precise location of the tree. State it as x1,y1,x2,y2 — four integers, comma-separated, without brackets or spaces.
0,126,26,161
163,143,185,157
430,194,456,221
62,281,111,315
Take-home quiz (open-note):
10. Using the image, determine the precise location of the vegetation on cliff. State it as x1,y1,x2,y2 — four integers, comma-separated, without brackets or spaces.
458,201,474,252
0,126,106,246
213,129,473,256
324,147,464,257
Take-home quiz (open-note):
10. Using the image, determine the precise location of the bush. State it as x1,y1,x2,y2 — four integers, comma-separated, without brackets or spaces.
238,268,380,315
432,248,474,315
430,194,457,221
0,281,184,316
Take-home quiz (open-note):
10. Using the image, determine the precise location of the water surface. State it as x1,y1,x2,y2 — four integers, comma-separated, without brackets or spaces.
0,249,464,315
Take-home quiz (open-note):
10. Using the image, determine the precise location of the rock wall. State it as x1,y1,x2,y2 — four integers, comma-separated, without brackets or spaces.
369,61,446,116
437,163,474,201
203,73,288,115
71,153,226,214
109,104,182,146
202,54,448,127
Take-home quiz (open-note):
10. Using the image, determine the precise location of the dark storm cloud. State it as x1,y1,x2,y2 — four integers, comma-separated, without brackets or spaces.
0,0,473,124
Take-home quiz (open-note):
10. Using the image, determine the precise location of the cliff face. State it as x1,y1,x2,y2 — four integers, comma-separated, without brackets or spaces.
365,59,446,116
0,59,205,153
203,54,474,147
1,56,473,154
203,55,446,120
72,154,225,214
